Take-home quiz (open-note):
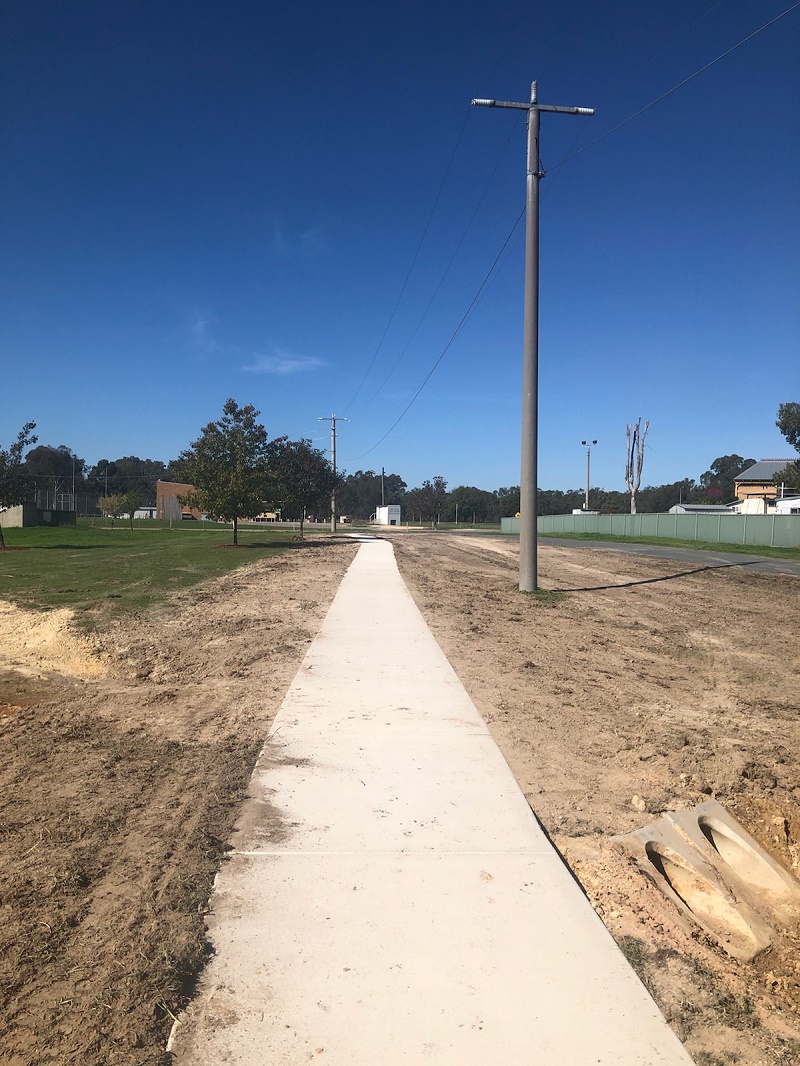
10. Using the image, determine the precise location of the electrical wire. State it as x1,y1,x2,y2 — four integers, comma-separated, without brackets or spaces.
551,0,730,173
548,0,800,175
341,106,473,413
346,206,525,462
357,113,524,410
346,0,799,462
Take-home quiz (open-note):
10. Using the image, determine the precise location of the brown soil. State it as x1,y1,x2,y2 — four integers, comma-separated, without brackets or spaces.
0,538,359,1066
1,531,799,1065
389,533,800,1066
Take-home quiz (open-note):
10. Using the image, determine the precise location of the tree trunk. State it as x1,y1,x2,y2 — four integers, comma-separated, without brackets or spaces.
630,490,637,515
232,517,238,546
0,523,5,549
299,515,305,540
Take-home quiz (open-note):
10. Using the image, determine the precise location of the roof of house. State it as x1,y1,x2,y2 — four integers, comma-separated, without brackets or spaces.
734,460,795,482
671,504,733,513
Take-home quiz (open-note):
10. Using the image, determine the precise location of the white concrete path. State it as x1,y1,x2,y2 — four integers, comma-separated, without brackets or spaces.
170,537,693,1065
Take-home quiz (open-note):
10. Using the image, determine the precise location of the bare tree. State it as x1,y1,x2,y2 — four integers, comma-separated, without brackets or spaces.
625,418,649,514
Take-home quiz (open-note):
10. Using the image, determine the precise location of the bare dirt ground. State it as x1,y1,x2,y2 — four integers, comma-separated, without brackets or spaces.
0,538,359,1066
389,532,800,1066
1,531,799,1065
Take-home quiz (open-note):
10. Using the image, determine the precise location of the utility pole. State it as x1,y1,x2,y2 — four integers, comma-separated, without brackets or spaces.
473,83,594,591
381,466,385,507
319,415,349,532
581,440,597,510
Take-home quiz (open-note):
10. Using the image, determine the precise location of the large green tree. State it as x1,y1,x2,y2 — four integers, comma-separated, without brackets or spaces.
445,485,499,524
699,454,755,502
87,456,167,503
774,402,800,491
267,438,339,539
180,399,271,545
25,444,86,504
411,477,448,525
0,422,38,548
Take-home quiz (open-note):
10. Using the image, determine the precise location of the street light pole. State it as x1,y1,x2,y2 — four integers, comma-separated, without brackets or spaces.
473,83,594,591
581,440,598,510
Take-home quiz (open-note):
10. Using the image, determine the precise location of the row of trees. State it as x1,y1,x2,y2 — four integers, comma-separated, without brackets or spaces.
3,403,799,545
179,400,338,543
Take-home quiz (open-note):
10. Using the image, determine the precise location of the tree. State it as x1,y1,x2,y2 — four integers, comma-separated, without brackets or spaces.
87,456,167,503
773,402,800,492
776,402,800,452
699,454,756,502
180,399,271,545
25,444,86,505
445,485,499,524
337,469,407,519
97,490,142,530
496,486,521,518
0,422,38,549
624,418,650,514
414,477,448,526
267,438,339,539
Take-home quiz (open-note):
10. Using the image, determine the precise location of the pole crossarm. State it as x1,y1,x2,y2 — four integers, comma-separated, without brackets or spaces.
472,99,594,116
472,81,594,592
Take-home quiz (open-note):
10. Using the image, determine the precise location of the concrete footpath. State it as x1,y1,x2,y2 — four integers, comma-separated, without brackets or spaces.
170,537,693,1064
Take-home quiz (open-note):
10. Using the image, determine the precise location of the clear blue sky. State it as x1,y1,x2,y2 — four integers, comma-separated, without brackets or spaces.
2,0,798,493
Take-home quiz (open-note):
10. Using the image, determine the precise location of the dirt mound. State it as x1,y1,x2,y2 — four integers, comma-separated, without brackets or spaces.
0,601,107,680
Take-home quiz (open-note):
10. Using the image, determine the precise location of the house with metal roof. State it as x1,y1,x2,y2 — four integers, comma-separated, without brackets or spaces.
733,459,796,501
669,503,733,514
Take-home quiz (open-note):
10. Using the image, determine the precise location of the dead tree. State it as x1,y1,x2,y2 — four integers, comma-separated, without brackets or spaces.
625,418,649,514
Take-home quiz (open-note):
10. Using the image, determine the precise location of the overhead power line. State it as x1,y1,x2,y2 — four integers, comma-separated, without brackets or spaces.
357,114,523,412
550,0,800,173
342,107,472,413
346,206,525,462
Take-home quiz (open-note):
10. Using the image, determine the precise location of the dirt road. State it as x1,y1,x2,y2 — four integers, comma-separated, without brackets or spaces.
1,532,799,1064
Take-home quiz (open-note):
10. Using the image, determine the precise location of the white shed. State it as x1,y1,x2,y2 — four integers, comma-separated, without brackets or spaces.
775,496,800,515
375,505,401,526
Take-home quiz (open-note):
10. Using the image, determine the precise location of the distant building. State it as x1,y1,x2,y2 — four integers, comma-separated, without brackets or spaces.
0,503,76,529
665,501,738,513
733,460,795,502
156,480,204,521
374,504,401,526
775,496,800,516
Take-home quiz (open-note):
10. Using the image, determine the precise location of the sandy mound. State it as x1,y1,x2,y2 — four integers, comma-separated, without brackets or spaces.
0,600,107,679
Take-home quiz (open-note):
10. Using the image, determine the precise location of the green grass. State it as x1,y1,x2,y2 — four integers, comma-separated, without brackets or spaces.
539,530,800,561
521,588,567,605
0,522,307,622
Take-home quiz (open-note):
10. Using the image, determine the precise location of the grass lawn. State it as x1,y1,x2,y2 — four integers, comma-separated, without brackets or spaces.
0,521,309,622
539,530,800,561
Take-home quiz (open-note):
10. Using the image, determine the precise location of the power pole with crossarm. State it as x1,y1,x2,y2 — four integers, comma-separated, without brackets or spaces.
472,83,594,591
319,414,349,532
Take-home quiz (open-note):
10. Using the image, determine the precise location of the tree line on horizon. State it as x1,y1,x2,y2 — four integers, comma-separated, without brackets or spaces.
3,403,799,534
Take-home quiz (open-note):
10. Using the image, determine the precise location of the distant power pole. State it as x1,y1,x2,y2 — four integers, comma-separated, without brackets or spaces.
319,415,349,532
473,82,594,591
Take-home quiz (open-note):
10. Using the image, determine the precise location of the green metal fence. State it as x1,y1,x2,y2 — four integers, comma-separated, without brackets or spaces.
500,513,800,548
